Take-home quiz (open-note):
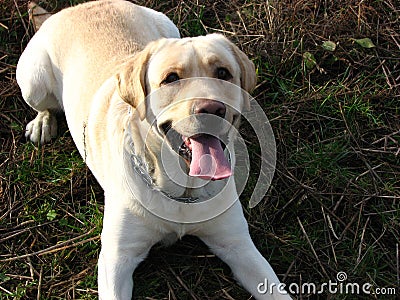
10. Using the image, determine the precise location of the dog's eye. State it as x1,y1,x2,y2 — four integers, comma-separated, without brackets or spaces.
216,67,232,81
162,73,180,85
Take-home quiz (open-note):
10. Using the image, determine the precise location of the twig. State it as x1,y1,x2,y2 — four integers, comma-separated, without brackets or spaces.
0,229,98,262
168,266,199,300
37,266,43,300
356,217,369,265
0,285,12,295
371,129,400,145
355,163,383,182
353,224,386,272
167,281,178,300
221,288,236,300
0,220,56,242
13,0,29,34
322,205,340,255
297,217,329,278
339,212,358,240
353,201,365,248
397,243,399,293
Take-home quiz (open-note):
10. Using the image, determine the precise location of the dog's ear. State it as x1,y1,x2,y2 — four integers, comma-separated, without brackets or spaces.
116,42,159,120
230,43,257,93
226,38,256,111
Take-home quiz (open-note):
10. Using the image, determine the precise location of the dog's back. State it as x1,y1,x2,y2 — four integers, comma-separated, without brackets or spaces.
17,0,179,147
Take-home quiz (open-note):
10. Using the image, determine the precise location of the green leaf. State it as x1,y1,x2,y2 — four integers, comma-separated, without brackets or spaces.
0,273,11,281
47,209,57,221
322,41,336,52
354,38,375,48
303,52,317,70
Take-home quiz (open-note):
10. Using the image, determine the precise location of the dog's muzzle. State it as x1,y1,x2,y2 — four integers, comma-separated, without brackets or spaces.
160,100,232,181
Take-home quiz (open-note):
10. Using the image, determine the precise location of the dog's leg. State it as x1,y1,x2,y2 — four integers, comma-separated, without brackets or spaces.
198,202,291,300
98,202,162,300
24,110,58,144
16,35,61,144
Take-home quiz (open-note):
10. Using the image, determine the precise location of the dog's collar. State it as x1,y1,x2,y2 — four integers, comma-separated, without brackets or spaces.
127,143,200,204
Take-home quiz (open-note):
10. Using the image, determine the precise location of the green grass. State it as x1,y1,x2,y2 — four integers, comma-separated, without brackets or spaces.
1,0,399,299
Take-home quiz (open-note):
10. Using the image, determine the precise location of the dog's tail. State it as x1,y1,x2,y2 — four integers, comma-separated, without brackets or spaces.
28,2,52,31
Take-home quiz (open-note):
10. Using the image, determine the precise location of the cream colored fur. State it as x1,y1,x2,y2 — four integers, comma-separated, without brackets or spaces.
16,1,290,299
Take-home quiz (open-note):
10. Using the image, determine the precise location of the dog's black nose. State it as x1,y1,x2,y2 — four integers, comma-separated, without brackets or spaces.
194,100,226,118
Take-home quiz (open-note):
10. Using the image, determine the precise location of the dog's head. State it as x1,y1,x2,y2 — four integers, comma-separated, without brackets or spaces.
117,34,256,194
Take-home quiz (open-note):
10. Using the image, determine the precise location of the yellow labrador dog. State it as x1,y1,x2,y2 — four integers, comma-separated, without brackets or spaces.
17,0,289,299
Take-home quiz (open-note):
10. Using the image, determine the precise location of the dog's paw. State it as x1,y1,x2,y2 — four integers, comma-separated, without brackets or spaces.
26,110,58,144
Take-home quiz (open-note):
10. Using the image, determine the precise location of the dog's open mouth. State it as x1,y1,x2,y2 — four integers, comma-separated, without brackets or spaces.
178,134,231,181
160,119,232,181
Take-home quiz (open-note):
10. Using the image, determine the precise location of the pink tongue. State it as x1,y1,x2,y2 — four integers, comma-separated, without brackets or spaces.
188,135,232,180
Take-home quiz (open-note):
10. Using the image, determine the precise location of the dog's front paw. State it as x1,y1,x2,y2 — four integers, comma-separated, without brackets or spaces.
26,110,58,144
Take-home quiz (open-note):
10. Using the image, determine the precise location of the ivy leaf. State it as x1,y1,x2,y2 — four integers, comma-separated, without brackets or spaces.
322,41,336,52
303,52,317,70
354,38,375,48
